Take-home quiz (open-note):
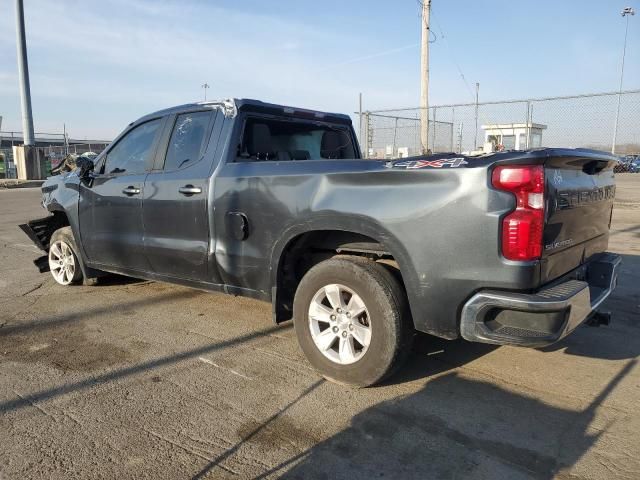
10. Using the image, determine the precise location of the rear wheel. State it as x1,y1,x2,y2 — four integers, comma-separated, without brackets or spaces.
293,256,413,387
48,227,83,286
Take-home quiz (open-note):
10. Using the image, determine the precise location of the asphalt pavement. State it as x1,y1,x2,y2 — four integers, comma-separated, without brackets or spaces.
1,175,639,479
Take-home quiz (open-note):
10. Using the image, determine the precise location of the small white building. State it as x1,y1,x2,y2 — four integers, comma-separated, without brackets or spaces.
379,146,412,159
482,122,547,151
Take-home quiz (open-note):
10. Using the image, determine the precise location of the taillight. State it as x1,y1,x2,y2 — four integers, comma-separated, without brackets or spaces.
492,165,545,261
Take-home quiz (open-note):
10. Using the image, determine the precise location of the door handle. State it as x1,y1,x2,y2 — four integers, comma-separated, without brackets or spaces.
178,185,202,196
122,186,141,195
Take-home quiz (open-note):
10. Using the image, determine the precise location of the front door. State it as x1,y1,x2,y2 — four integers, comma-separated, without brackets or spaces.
79,117,164,271
142,110,218,282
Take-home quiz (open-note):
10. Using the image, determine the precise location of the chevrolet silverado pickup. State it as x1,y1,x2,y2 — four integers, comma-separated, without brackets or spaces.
20,99,621,386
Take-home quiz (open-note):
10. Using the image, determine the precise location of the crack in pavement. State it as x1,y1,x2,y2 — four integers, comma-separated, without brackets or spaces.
21,282,44,297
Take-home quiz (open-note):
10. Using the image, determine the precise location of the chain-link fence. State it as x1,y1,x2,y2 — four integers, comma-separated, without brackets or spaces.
44,143,109,172
0,133,110,178
360,89,640,158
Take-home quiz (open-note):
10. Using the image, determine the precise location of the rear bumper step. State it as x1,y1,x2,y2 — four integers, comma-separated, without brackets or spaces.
460,253,621,347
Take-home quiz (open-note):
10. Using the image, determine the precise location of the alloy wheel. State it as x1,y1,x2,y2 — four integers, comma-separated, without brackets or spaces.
308,283,372,365
48,240,77,285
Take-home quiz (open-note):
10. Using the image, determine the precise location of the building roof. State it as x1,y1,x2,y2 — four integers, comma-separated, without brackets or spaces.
481,123,547,130
0,132,110,147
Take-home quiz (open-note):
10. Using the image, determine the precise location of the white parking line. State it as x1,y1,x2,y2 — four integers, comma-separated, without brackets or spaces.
198,357,252,380
13,243,41,251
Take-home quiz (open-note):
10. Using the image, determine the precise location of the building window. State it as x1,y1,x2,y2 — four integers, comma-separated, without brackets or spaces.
502,135,516,150
530,133,542,148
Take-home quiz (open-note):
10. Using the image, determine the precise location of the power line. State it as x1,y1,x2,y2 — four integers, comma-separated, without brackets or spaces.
427,5,493,148
320,43,419,71
429,9,477,103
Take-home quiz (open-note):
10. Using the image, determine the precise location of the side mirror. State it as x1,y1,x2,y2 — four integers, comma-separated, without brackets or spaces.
76,157,95,178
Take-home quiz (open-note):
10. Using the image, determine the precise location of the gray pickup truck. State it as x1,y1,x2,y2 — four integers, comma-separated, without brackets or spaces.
20,99,621,386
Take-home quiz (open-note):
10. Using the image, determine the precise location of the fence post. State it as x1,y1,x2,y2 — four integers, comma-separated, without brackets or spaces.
392,117,398,157
450,107,455,152
358,92,363,150
432,107,437,153
525,101,531,149
364,112,370,159
474,84,479,150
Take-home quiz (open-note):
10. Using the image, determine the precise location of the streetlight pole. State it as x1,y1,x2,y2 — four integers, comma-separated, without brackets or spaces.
201,83,210,101
15,0,35,146
612,7,635,155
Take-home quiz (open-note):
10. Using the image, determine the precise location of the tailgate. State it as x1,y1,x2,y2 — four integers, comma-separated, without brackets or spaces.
541,152,616,282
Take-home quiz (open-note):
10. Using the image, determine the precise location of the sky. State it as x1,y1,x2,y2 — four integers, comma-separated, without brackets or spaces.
0,0,638,139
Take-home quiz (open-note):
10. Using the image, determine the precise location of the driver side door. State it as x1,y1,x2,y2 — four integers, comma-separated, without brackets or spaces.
79,117,165,272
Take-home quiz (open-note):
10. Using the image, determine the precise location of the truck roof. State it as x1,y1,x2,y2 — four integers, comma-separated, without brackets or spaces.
133,98,353,126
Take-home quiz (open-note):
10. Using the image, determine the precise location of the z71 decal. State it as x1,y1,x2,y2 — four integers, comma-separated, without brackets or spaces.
388,157,469,169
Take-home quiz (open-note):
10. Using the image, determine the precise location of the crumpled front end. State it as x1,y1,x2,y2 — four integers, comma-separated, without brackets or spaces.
18,215,65,272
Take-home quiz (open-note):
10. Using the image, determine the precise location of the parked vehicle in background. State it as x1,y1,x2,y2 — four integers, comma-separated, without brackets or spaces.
19,99,621,386
614,155,640,173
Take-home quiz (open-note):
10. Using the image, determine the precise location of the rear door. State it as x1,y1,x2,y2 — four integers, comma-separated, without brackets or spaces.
142,109,218,282
541,153,617,281
79,117,164,271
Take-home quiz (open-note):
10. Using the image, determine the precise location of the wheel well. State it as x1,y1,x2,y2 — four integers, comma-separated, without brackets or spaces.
273,230,406,323
47,211,70,242
51,210,70,226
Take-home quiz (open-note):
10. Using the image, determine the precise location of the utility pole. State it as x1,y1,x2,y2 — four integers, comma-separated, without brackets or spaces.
612,7,635,155
201,83,210,101
63,123,69,156
420,0,431,155
15,0,34,146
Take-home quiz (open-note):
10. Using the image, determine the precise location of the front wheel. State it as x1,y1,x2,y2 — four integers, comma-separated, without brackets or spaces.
48,227,83,286
293,256,413,387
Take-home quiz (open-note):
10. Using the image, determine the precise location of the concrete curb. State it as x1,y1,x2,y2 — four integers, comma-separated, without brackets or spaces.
0,180,45,189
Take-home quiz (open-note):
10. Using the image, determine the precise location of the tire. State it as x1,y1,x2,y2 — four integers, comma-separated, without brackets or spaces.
293,256,414,387
48,227,84,286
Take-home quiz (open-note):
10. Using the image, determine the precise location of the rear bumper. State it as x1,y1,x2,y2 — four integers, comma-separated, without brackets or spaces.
460,253,621,347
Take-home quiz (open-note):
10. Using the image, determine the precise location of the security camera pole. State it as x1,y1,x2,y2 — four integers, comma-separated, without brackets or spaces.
420,0,431,155
612,7,635,155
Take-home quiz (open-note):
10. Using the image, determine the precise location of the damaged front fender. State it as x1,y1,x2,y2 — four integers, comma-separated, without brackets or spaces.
18,214,68,273
18,214,67,251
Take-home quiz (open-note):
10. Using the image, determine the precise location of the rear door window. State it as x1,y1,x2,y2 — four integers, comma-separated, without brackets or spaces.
164,111,213,170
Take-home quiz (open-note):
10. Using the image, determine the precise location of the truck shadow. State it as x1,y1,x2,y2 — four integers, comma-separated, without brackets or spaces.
540,253,640,360
90,274,149,286
269,359,636,479
384,333,498,386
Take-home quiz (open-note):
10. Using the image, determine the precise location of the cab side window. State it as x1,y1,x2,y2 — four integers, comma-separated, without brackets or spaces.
164,111,212,170
103,119,162,174
236,117,357,162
